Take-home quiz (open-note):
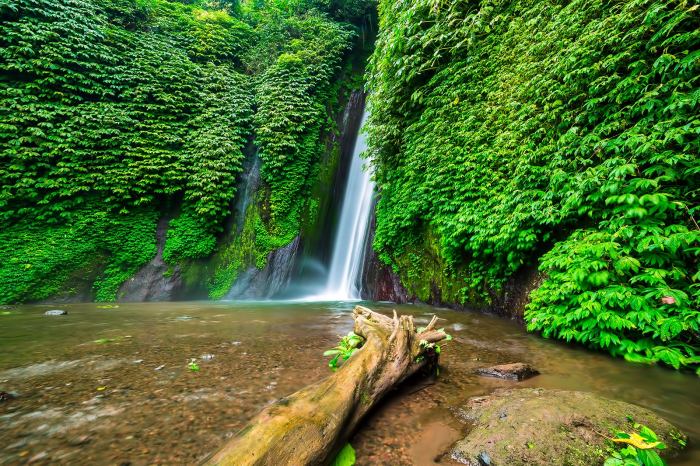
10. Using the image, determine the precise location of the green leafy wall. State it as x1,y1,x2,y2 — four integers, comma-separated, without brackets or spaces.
0,0,373,303
366,0,699,372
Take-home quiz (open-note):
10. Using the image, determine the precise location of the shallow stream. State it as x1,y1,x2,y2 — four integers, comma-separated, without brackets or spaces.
1,301,698,465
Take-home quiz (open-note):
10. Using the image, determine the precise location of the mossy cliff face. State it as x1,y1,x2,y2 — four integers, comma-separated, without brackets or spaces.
0,0,375,304
190,87,365,301
366,0,700,372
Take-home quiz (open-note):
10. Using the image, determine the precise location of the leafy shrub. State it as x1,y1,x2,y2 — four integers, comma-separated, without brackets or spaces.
366,0,699,371
604,423,670,466
162,210,217,263
0,208,157,303
323,331,364,370
0,0,358,302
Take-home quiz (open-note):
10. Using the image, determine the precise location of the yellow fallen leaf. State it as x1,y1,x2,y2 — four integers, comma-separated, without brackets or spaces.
96,386,107,391
611,433,661,450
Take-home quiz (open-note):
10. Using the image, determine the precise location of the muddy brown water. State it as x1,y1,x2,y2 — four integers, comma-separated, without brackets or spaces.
0,301,698,465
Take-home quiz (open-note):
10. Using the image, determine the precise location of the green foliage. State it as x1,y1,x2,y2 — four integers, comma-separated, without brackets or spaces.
323,331,364,370
415,327,451,364
0,0,359,303
0,208,157,303
330,443,356,466
163,211,217,264
604,423,668,466
253,12,353,227
0,0,252,226
367,0,700,371
188,358,201,371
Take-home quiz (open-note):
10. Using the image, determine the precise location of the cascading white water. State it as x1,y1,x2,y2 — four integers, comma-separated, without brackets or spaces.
321,110,374,300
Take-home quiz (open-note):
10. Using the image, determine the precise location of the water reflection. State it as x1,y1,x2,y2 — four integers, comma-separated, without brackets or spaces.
0,301,697,465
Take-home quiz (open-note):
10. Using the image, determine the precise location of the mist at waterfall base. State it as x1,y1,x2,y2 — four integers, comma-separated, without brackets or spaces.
288,110,374,302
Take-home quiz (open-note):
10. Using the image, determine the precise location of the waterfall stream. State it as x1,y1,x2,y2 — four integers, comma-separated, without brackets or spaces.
226,103,375,301
321,110,374,300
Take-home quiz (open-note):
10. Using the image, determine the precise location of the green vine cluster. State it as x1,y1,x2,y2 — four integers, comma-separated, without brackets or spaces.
366,0,699,372
0,0,373,303
0,208,158,303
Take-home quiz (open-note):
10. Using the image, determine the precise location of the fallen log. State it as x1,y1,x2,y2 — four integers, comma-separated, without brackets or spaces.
206,305,449,466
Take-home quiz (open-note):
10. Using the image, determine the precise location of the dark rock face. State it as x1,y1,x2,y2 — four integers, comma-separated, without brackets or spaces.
449,388,687,466
475,363,539,381
44,309,68,316
487,265,545,320
231,151,261,235
359,212,542,312
360,210,411,303
117,217,183,302
227,235,301,299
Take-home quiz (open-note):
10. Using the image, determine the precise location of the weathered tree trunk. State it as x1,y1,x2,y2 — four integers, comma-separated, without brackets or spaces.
206,305,449,466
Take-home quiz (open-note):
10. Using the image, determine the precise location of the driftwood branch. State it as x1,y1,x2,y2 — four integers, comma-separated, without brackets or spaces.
205,305,449,466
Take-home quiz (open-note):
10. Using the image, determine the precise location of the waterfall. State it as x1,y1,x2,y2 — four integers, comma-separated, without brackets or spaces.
321,110,374,300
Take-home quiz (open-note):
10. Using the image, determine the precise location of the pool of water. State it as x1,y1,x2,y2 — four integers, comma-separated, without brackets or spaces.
1,301,698,465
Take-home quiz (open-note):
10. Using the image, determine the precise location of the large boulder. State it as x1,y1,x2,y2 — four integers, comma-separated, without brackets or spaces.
475,363,539,381
449,388,687,466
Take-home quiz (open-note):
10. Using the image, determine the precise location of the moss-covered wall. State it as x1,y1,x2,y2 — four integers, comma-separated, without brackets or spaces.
0,0,376,304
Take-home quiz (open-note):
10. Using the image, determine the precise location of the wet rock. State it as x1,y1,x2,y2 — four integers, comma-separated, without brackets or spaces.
0,391,17,402
28,451,48,463
6,439,28,450
475,362,539,381
476,451,491,466
488,265,544,319
360,213,411,303
44,309,68,316
67,435,91,446
227,236,301,299
117,217,183,302
448,388,687,466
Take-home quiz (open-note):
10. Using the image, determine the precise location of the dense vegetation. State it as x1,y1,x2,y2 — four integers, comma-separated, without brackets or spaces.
2,0,697,375
367,0,699,372
0,0,372,303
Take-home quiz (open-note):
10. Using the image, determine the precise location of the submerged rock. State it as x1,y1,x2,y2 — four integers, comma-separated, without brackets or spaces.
449,388,687,466
226,235,301,299
0,391,17,402
44,309,68,316
475,363,539,381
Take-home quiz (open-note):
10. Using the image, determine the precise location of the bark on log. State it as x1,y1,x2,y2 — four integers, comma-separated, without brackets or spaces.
206,305,449,466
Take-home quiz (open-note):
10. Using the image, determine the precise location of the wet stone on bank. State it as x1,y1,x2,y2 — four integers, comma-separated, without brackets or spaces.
475,362,539,381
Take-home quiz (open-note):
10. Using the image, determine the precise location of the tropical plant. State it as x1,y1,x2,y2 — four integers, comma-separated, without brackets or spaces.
604,424,669,466
366,0,700,372
323,331,364,370
0,0,362,303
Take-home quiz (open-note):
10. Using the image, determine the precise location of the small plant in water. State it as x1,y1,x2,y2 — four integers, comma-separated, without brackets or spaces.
188,358,200,372
323,332,364,371
330,443,355,466
604,423,667,466
414,327,452,363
